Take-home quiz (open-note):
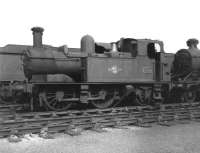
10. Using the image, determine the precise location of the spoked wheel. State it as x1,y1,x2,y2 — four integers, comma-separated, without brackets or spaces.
90,89,116,109
135,88,152,106
40,91,73,111
183,88,197,103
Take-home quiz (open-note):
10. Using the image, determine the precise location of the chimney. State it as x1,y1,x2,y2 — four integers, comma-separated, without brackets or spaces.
186,38,199,49
31,27,44,48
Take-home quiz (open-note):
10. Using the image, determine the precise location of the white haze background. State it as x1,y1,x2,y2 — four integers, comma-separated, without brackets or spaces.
0,0,199,53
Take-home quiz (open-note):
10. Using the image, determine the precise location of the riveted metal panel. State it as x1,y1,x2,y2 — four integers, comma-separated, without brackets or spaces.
87,56,154,82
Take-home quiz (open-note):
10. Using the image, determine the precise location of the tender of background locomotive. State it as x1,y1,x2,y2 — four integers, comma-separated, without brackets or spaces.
1,27,197,111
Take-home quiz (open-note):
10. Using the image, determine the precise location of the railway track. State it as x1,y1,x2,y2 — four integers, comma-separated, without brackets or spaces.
0,103,28,116
0,102,200,138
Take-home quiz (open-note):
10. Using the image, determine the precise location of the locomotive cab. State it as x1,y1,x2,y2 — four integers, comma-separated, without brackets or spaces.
146,41,171,82
147,41,166,81
119,38,170,82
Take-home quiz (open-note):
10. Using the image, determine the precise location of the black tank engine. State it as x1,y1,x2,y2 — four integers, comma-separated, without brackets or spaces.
0,27,199,111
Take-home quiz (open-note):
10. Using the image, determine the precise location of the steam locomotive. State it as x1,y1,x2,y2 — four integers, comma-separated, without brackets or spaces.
0,27,200,111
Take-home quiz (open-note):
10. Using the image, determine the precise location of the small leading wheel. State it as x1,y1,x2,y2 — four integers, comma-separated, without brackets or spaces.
183,88,197,103
40,91,73,111
90,90,116,109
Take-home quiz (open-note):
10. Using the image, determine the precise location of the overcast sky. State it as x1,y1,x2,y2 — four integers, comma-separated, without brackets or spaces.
0,0,199,53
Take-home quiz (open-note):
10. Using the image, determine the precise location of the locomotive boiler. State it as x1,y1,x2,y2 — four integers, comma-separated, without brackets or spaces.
23,27,82,82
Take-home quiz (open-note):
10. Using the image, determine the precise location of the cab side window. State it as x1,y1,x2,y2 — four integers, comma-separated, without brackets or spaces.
147,43,156,59
120,38,138,57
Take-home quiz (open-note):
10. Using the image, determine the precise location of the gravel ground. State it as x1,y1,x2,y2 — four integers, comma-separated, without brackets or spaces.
0,122,200,153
